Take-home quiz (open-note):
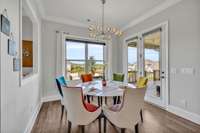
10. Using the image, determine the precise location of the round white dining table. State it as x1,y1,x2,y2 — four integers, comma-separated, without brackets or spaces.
76,80,136,97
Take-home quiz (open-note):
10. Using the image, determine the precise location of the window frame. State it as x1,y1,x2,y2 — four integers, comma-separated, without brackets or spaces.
127,38,139,83
65,39,106,80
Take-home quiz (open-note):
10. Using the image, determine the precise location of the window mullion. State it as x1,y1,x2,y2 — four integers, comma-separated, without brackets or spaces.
85,43,88,73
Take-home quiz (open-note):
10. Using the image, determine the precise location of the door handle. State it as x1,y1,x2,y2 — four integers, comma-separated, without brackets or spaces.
161,76,165,79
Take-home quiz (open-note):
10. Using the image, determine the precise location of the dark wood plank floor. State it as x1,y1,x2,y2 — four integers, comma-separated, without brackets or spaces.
31,101,200,133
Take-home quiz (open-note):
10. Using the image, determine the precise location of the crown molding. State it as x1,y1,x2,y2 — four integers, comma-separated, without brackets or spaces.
34,0,183,30
35,0,45,18
122,0,183,31
23,0,40,23
43,16,88,28
34,0,88,28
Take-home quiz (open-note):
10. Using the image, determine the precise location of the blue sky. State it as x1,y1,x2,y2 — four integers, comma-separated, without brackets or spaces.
128,47,159,64
66,41,103,60
66,41,159,64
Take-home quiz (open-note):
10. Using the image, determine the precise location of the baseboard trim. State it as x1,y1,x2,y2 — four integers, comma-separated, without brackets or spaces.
24,102,42,133
167,105,200,125
24,95,60,133
41,94,61,103
144,95,166,109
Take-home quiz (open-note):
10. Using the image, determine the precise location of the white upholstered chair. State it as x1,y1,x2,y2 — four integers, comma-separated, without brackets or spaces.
62,86,102,133
103,88,146,133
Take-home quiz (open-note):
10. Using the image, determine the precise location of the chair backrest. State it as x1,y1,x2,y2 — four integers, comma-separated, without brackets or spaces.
62,86,99,125
113,73,124,82
119,88,146,128
136,77,148,88
81,74,93,82
56,76,67,97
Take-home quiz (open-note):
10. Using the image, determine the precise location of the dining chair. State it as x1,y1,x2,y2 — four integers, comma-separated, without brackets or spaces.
81,74,94,103
81,73,93,82
103,87,146,133
62,86,102,133
136,77,148,88
55,76,67,120
113,73,125,104
113,73,125,82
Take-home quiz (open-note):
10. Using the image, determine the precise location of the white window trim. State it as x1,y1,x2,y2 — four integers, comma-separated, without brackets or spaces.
61,34,112,80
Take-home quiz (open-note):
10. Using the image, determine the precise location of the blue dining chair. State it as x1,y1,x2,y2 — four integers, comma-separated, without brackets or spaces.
55,76,68,119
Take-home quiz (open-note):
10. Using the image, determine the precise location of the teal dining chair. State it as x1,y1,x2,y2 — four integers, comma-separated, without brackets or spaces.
56,76,68,119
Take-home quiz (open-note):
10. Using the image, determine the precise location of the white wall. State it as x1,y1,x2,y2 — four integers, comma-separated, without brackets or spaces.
0,0,42,133
41,20,119,98
119,0,200,115
22,16,33,41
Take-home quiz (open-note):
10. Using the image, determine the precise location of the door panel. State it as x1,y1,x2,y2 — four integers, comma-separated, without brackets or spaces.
127,38,138,83
125,23,168,108
143,29,162,98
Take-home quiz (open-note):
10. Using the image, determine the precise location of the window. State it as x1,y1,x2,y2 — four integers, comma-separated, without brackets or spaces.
127,38,138,83
144,30,161,81
65,40,105,80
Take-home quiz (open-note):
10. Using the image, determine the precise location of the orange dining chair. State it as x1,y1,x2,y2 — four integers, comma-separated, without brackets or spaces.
81,74,94,103
81,73,93,82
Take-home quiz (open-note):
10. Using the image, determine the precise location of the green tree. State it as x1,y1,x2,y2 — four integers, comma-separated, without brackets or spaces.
88,56,96,75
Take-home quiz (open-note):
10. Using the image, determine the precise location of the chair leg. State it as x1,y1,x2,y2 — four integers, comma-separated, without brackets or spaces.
98,117,101,133
84,95,86,101
135,123,139,133
80,125,85,133
91,96,94,101
140,109,143,123
100,97,103,105
104,117,106,133
87,95,90,103
105,97,107,105
113,96,117,105
68,121,71,133
61,105,64,120
117,96,121,104
121,128,125,133
98,97,101,106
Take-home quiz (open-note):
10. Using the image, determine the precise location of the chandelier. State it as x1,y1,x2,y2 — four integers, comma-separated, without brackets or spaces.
88,0,123,40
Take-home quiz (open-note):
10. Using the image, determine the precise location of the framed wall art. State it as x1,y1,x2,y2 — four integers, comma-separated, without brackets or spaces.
8,39,17,56
0,14,10,36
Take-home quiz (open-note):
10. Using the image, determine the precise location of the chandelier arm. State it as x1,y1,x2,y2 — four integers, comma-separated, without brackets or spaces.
102,0,105,35
89,0,122,40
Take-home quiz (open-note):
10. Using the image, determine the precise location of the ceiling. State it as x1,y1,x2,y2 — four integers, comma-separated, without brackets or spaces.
35,0,182,30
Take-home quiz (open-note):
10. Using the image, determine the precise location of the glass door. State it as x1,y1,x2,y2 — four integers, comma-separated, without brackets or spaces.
125,23,168,107
143,29,162,98
127,37,138,83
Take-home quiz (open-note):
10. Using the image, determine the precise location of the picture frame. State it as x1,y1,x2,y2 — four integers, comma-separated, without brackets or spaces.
13,58,20,72
8,39,17,56
0,14,10,36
